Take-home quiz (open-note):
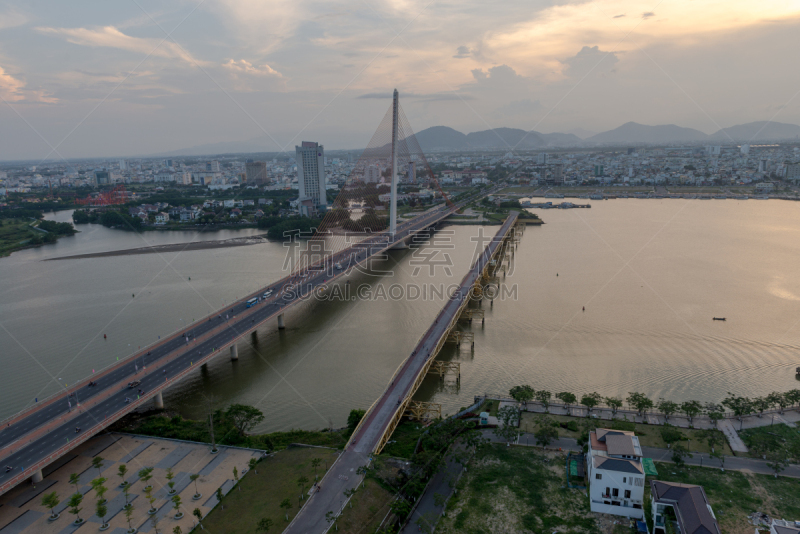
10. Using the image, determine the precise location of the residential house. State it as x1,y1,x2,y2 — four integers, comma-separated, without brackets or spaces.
650,480,720,534
230,208,242,217
154,212,169,224
587,428,646,519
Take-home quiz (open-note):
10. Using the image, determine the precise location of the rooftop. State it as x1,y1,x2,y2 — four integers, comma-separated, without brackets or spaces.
651,480,721,534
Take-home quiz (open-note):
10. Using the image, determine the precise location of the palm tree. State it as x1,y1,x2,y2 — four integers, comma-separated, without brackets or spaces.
41,491,60,520
190,473,201,499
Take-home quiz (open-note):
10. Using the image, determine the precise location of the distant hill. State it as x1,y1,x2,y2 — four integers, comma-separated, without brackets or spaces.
413,126,581,151
586,122,709,145
709,121,800,141
539,132,583,146
412,126,468,150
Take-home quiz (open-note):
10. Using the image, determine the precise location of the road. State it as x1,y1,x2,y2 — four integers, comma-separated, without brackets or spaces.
284,211,518,534
0,196,491,496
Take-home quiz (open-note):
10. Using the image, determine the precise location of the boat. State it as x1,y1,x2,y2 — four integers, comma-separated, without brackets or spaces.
754,195,769,199
712,317,726,321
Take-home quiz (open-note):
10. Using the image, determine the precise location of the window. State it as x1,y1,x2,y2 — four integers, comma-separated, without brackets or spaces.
623,477,626,483
612,488,619,497
595,473,602,480
625,490,631,499
606,487,610,496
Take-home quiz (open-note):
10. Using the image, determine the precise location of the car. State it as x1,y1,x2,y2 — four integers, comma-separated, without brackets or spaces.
128,380,141,388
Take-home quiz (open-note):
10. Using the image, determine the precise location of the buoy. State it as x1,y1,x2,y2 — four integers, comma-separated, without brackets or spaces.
103,334,107,339
582,306,585,312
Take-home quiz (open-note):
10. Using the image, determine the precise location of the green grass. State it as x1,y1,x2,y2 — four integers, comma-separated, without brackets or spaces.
201,447,338,533
0,219,39,257
649,463,800,533
334,477,396,534
739,423,800,460
437,445,596,534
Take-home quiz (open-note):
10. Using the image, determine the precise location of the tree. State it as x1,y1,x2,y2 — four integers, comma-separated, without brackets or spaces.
704,402,724,428
535,390,552,412
233,466,239,486
605,397,623,414
752,396,770,418
785,389,800,407
172,494,183,519
225,404,265,435
347,409,366,433
91,456,104,478
343,487,356,508
124,501,135,533
149,512,161,534
67,493,84,525
509,385,535,408
68,473,81,495
390,499,412,521
91,477,108,503
165,467,176,494
767,392,788,414
257,518,274,532
41,491,60,519
138,467,156,514
627,392,654,416
580,392,602,414
297,476,309,500
657,399,679,421
117,464,128,487
96,501,109,530
766,448,790,478
249,458,259,475
722,393,752,430
325,511,339,532
311,458,321,480
494,405,521,443
680,400,702,424
280,498,292,521
189,473,201,499
534,417,559,449
173,527,183,534
556,392,576,409
216,487,224,510
192,508,203,529
671,444,692,467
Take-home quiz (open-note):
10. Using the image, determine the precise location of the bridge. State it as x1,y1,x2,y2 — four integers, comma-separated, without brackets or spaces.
284,210,520,533
0,89,498,497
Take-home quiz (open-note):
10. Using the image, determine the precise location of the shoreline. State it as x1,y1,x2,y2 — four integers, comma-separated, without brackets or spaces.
44,234,269,260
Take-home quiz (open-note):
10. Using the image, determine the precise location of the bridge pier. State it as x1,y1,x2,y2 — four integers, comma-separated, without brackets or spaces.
277,313,285,330
153,391,164,410
31,469,43,485
230,344,239,361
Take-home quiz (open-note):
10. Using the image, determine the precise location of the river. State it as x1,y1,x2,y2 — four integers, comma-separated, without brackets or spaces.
1,200,799,433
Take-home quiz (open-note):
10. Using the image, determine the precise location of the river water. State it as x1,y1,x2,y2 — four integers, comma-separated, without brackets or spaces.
1,200,799,433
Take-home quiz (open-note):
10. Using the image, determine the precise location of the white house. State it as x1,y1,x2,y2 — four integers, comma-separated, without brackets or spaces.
154,212,169,225
650,480,720,534
587,429,646,519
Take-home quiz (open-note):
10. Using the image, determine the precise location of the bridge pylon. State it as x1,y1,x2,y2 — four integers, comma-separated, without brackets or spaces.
404,401,442,421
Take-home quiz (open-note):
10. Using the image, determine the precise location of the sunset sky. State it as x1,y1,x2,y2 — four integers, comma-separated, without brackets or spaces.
1,0,799,159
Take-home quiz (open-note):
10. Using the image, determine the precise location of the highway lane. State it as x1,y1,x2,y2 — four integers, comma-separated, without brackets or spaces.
0,199,478,493
284,211,518,534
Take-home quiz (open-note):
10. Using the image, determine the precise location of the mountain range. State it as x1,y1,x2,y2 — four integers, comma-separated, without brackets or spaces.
152,120,800,157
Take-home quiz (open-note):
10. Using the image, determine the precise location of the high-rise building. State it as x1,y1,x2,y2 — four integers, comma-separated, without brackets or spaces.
759,159,768,173
740,144,750,155
119,160,127,171
94,170,110,185
245,161,268,185
206,160,220,172
537,153,548,165
407,161,416,183
786,162,800,183
553,162,563,182
295,141,327,217
593,165,604,177
365,164,380,183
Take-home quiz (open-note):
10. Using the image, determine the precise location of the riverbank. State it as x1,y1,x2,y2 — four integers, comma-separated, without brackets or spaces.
45,234,269,260
0,218,76,257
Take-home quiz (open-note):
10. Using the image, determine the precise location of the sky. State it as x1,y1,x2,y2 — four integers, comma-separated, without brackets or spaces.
1,0,800,160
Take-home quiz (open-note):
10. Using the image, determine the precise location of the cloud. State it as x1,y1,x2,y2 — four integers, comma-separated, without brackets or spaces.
35,26,203,65
470,64,528,86
222,59,283,77
613,14,625,18
642,11,655,19
561,45,619,78
0,6,27,29
453,45,471,59
0,65,57,103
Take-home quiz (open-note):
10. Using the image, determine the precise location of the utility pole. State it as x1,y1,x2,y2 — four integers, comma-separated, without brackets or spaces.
390,88,398,238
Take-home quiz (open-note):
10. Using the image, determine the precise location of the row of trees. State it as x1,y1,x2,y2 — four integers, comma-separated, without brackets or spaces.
507,386,800,426
38,454,256,534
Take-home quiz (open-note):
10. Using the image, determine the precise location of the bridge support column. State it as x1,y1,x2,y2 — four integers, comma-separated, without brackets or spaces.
154,391,164,409
31,469,43,484
277,313,285,330
230,344,238,361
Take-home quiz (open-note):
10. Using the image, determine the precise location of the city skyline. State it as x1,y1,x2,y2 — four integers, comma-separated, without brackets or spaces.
1,1,800,160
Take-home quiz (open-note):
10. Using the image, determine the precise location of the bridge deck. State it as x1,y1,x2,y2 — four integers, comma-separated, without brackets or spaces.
0,202,467,496
284,211,519,534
